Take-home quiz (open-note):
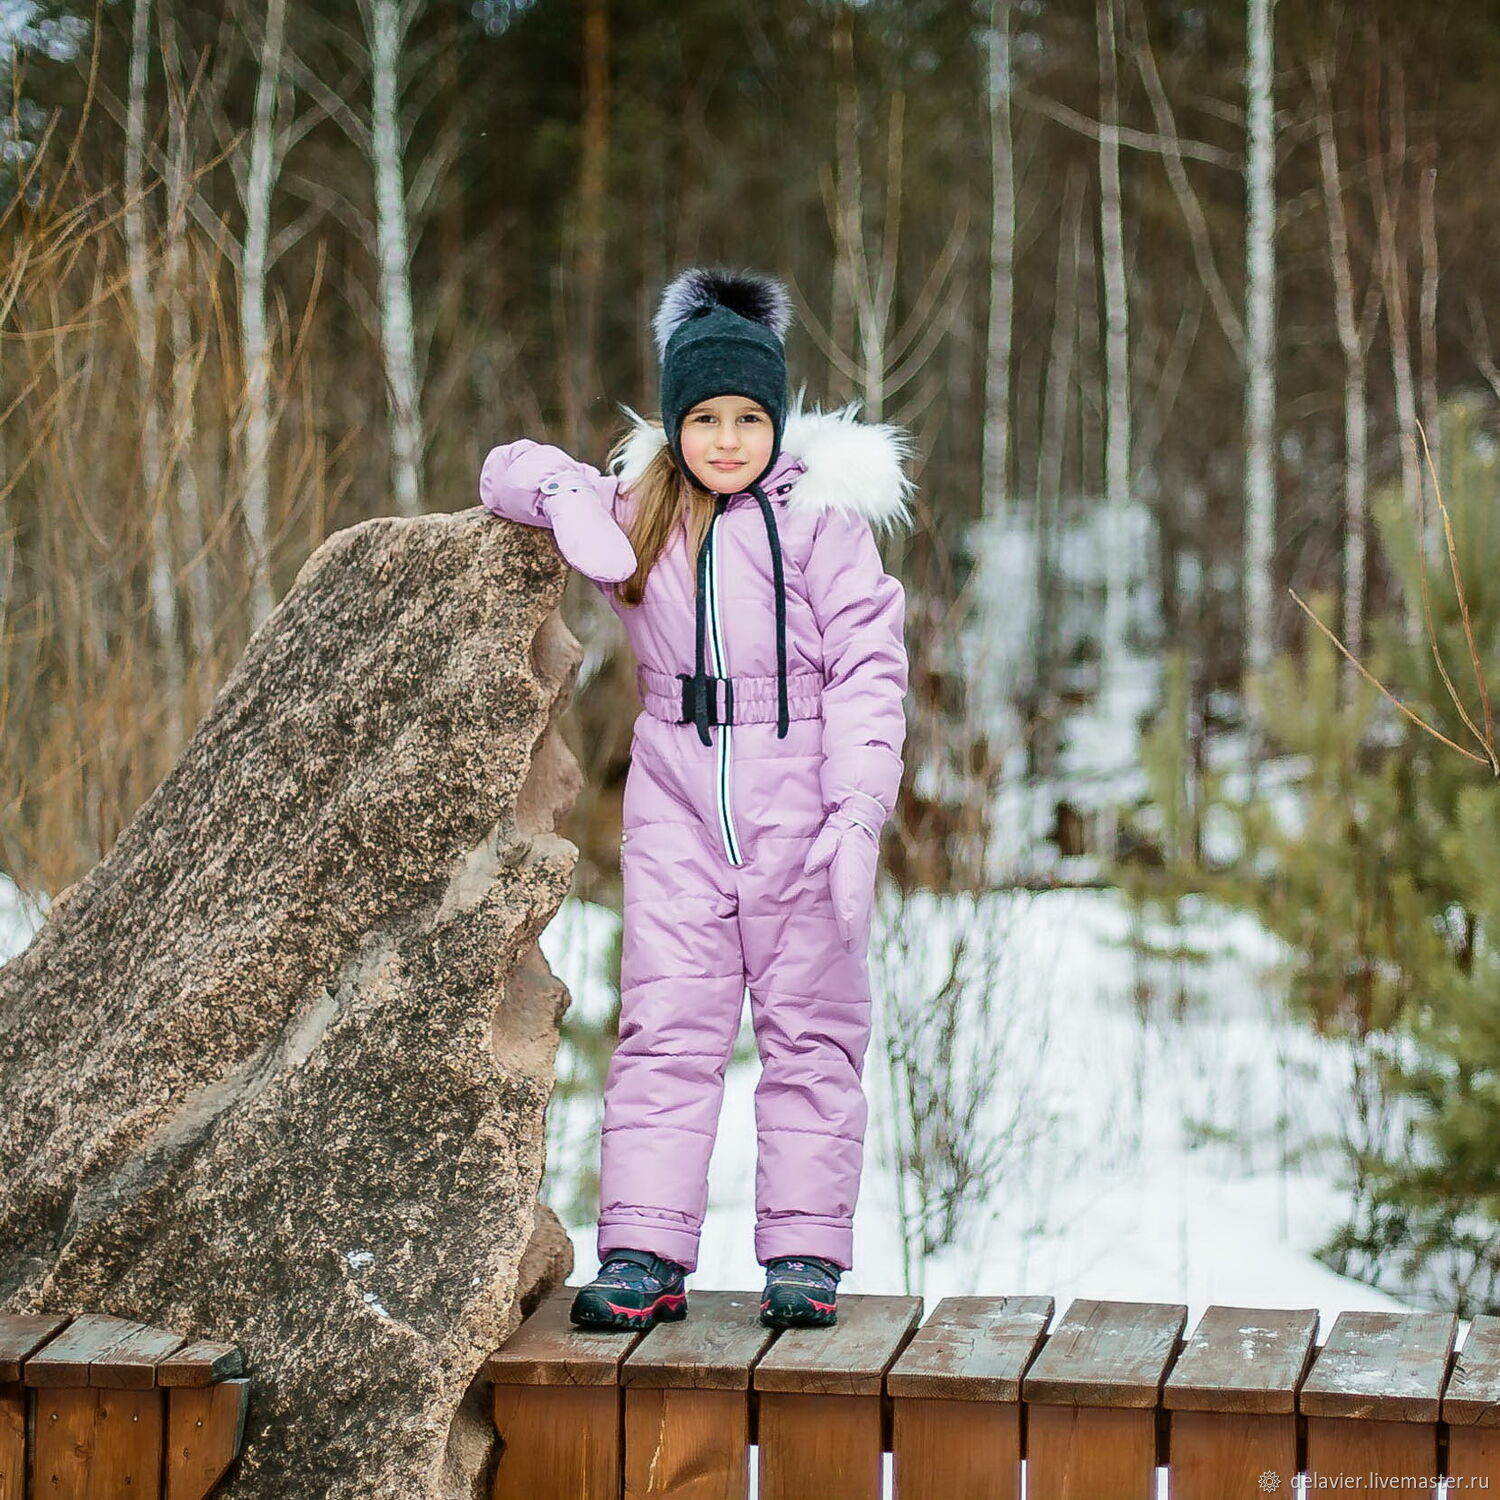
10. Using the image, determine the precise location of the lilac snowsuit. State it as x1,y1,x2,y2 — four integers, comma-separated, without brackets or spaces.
479,405,909,1272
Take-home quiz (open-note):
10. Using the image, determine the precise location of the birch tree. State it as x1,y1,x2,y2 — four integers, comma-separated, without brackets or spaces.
1033,165,1086,774
365,0,423,517
1311,57,1379,687
156,4,219,691
238,0,290,624
123,0,179,704
1242,0,1276,684
1096,0,1130,690
1129,0,1277,694
981,0,1015,516
1367,49,1424,636
798,69,968,431
290,0,467,521
561,0,609,456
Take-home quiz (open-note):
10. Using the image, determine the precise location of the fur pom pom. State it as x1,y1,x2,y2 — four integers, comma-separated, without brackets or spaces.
651,266,794,355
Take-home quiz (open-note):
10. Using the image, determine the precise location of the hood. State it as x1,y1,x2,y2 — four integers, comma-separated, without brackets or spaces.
609,393,915,536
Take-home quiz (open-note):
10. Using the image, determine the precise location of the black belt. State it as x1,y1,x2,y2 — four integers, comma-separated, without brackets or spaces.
678,673,735,727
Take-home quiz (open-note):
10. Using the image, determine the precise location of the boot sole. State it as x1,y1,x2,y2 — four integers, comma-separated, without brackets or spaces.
760,1296,838,1329
569,1289,688,1331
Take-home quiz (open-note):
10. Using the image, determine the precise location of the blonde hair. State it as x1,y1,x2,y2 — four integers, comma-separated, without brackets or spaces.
606,416,716,608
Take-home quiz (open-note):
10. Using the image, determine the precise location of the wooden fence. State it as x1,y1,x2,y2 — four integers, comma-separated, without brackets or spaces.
0,1311,247,1500
487,1289,1500,1499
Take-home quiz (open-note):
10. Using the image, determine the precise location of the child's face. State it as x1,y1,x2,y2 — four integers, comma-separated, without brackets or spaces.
678,396,774,493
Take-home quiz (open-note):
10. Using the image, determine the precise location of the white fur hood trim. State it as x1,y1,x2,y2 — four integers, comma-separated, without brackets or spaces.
610,394,915,535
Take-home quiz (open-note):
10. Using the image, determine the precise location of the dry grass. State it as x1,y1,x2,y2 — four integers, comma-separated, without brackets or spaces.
1,70,337,903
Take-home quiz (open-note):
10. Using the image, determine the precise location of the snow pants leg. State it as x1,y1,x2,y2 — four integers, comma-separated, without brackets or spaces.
596,717,873,1274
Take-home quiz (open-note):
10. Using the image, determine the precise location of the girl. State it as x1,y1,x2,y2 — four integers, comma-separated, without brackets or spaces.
479,267,910,1330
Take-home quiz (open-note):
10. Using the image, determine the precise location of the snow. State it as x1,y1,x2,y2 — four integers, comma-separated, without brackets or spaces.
539,882,1444,1497
540,885,1421,1328
1,828,1460,1496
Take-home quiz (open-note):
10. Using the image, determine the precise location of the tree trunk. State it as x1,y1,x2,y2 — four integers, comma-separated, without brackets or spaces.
982,0,1015,516
1032,166,1085,781
240,0,289,628
366,0,424,518
158,4,212,709
829,8,860,407
1312,59,1370,690
125,0,181,711
1097,0,1131,691
1418,142,1441,472
1243,0,1277,685
1369,50,1424,634
566,0,609,456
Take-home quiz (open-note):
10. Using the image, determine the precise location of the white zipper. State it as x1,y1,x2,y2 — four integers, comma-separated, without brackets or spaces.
705,505,744,867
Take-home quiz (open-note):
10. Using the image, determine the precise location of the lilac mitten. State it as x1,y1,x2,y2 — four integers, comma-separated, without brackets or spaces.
803,791,885,950
538,476,638,583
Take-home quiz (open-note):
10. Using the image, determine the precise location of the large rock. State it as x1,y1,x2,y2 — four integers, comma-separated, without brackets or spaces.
0,508,587,1498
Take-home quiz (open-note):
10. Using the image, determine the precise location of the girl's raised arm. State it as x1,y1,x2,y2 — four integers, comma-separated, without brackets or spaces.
801,506,909,834
479,438,637,584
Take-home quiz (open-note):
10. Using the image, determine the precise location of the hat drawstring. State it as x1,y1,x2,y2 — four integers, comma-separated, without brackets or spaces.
749,481,790,739
689,498,723,748
689,486,790,745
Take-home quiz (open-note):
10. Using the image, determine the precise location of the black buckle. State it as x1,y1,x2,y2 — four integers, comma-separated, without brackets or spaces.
678,673,734,727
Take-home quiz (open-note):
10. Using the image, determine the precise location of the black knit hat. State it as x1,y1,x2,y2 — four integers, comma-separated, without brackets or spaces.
653,267,794,490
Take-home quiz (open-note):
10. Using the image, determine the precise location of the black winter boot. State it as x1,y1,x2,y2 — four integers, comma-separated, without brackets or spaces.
569,1248,689,1331
760,1254,842,1327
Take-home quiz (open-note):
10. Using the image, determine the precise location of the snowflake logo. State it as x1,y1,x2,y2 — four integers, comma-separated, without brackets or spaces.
1258,1474,1281,1494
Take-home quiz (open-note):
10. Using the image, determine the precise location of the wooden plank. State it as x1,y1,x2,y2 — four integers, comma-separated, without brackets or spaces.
0,1313,73,1382
492,1385,620,1500
620,1292,771,1498
621,1289,777,1390
1020,1300,1183,1500
488,1290,651,1500
885,1296,1046,1500
1443,1315,1500,1427
885,1295,1053,1402
1021,1298,1188,1407
751,1294,923,1397
29,1385,99,1499
157,1341,245,1389
624,1387,749,1500
890,1395,1020,1500
1299,1310,1457,1422
756,1391,883,1500
90,1324,187,1390
1303,1414,1438,1496
486,1289,649,1387
1025,1404,1157,1500
23,1314,163,1390
167,1379,250,1500
1162,1304,1314,1498
93,1386,164,1498
1447,1424,1500,1489
0,1382,24,1500
1168,1410,1297,1500
1163,1305,1319,1415
754,1294,921,1500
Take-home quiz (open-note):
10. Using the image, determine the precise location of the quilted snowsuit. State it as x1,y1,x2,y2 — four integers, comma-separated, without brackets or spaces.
478,406,909,1272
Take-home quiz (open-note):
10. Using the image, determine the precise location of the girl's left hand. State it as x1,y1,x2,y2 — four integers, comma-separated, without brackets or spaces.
803,795,885,950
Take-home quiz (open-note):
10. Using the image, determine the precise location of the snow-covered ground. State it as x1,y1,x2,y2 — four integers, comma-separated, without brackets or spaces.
2,862,1415,1325
1,860,1453,1497
540,884,1442,1498
540,883,1419,1326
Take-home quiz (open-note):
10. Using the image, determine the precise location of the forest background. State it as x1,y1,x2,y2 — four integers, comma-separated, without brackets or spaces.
8,0,1500,1311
